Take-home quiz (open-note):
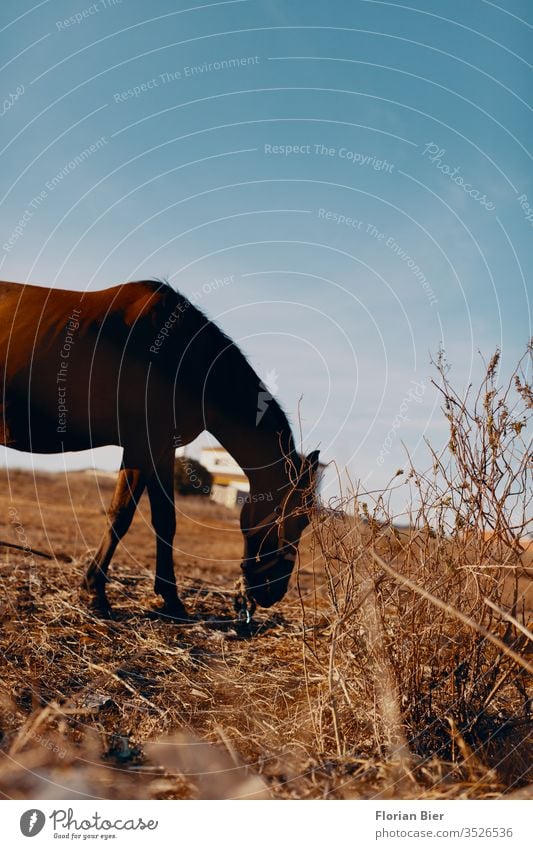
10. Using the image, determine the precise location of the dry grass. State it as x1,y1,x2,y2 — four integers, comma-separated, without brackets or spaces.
0,346,531,799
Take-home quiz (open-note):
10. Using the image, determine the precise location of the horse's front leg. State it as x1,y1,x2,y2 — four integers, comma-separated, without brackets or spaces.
147,455,188,619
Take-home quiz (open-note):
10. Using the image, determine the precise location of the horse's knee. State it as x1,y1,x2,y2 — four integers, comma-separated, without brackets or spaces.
153,514,176,541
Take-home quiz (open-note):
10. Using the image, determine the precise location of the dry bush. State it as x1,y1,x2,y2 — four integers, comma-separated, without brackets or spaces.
309,343,532,793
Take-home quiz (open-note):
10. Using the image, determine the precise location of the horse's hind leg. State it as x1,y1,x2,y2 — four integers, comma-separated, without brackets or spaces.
147,456,187,619
82,465,146,614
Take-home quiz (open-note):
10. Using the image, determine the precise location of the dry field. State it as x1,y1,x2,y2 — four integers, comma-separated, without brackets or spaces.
0,349,531,800
0,466,530,801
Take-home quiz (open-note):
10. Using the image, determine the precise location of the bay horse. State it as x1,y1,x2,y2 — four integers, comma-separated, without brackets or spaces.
0,279,319,620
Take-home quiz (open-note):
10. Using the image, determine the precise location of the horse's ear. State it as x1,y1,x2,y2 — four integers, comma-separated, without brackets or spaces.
307,450,320,472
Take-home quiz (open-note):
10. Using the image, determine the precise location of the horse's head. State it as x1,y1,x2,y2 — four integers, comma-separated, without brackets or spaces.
237,450,320,612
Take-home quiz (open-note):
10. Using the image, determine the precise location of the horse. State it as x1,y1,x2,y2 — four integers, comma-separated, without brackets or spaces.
0,279,320,620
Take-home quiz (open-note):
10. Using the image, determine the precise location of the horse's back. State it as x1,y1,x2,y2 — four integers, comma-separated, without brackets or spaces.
0,280,178,454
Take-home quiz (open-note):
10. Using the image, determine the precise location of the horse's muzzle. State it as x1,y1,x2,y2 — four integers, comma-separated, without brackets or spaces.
242,558,293,608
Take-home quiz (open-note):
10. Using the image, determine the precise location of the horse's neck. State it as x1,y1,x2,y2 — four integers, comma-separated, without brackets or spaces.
176,300,294,494
207,411,293,496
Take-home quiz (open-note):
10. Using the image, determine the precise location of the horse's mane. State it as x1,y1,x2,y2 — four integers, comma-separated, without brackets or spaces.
153,279,293,440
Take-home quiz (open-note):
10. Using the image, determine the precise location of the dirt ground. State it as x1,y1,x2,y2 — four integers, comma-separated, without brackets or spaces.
0,468,332,800
0,469,530,800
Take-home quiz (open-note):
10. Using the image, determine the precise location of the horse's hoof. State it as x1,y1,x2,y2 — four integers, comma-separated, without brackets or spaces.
89,599,114,619
96,604,114,620
155,599,191,622
80,586,113,619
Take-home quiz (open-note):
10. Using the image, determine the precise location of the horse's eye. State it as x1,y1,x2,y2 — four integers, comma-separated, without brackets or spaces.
274,506,281,515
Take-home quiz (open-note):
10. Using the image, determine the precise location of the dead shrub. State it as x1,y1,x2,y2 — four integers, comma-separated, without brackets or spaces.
309,343,532,791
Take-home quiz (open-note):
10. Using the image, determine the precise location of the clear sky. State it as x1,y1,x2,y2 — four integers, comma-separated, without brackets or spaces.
1,0,531,511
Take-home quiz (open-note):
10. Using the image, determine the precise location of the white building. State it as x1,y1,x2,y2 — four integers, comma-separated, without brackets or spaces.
197,445,326,509
199,446,250,508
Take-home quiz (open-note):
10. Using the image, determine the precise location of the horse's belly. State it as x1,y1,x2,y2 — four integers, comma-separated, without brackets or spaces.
0,396,117,454
2,356,123,453
2,348,200,456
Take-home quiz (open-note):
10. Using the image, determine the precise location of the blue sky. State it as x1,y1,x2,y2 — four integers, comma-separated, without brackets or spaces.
1,0,531,510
